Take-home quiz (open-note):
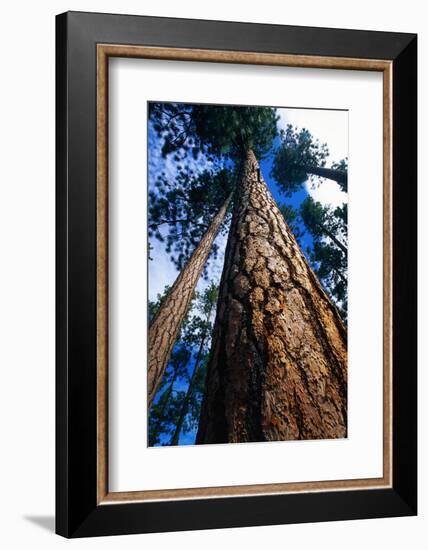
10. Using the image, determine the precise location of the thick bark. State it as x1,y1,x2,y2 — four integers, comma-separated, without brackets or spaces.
197,150,347,443
148,192,232,409
302,165,348,185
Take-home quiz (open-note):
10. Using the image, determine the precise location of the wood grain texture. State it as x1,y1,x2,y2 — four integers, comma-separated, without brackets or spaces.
99,44,391,71
97,45,109,504
383,63,393,486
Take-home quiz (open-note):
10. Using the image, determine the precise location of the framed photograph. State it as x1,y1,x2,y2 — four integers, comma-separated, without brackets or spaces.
56,11,417,538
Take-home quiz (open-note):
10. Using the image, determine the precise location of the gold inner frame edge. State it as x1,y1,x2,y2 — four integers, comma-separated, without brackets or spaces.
96,44,393,505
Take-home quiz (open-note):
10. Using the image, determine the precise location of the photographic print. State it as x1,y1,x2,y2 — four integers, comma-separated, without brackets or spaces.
148,102,348,447
57,14,417,536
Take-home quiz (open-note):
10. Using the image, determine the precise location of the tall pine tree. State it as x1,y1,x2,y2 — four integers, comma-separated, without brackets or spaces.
150,104,348,443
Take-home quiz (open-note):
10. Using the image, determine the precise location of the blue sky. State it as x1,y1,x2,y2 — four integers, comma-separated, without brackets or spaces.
148,105,348,446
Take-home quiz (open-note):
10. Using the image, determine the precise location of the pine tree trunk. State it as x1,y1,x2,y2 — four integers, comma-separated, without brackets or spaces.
197,150,347,443
148,192,232,409
302,165,348,185
323,226,347,254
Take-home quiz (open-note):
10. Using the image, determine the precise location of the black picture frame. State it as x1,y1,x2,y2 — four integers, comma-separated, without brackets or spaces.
56,11,417,538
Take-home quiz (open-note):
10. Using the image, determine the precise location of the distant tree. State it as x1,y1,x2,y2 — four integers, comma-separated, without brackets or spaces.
330,159,349,192
170,283,218,445
148,286,193,445
278,202,304,242
149,102,195,158
271,126,348,319
300,196,347,254
148,284,218,446
272,124,347,194
148,345,190,446
148,285,171,322
300,197,348,320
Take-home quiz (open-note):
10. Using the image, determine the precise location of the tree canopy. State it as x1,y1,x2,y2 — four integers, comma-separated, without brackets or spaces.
150,102,279,161
271,124,329,194
149,103,280,275
149,103,349,318
191,105,279,159
300,196,348,319
271,124,348,194
149,167,235,272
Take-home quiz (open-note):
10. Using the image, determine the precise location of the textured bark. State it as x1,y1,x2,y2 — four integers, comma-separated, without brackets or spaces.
197,150,347,443
148,193,232,409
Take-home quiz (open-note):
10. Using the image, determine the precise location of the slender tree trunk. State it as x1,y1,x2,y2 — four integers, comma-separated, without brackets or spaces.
333,267,347,286
148,192,232,409
170,296,216,445
197,150,347,444
302,165,348,185
148,364,180,446
322,226,347,254
170,338,206,446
